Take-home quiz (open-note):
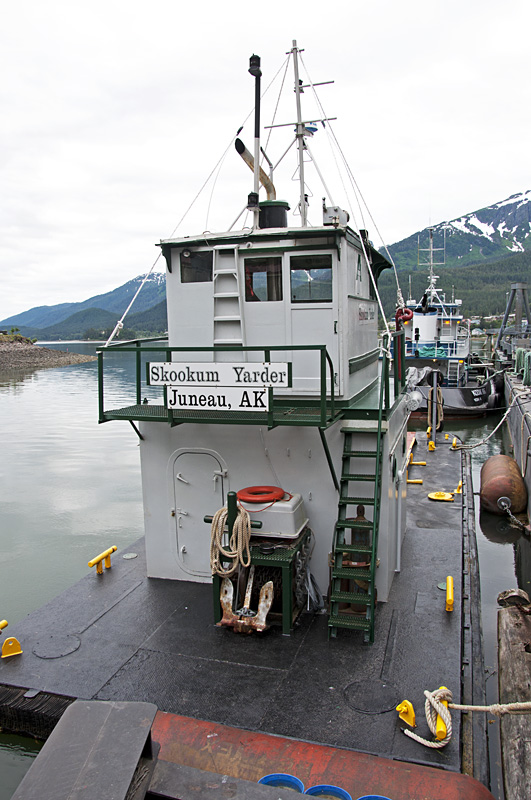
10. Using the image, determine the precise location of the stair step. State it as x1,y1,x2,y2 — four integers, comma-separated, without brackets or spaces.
335,520,373,531
332,567,372,580
341,473,375,482
341,420,388,433
334,542,372,555
214,315,242,322
214,292,240,298
214,269,238,276
344,450,378,458
328,615,372,631
329,590,372,604
339,496,375,506
213,339,243,344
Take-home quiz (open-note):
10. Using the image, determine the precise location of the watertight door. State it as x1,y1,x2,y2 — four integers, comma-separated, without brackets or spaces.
289,253,339,394
172,450,226,578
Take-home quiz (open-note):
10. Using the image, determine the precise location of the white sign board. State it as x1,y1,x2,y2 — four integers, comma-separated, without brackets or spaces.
148,362,289,388
167,386,269,412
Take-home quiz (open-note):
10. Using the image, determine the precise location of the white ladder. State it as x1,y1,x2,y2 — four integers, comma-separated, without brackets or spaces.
212,249,245,355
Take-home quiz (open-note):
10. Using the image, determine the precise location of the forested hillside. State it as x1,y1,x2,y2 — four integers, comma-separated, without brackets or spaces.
378,248,531,319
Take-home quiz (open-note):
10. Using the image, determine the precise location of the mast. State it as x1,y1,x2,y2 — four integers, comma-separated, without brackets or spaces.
248,54,262,229
291,40,307,226
418,227,445,305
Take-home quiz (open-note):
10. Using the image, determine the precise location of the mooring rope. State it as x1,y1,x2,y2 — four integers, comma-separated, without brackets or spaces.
210,505,252,577
403,687,531,749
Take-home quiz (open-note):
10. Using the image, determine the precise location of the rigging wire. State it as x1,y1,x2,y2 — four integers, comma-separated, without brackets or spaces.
106,56,291,347
299,53,405,313
298,54,393,350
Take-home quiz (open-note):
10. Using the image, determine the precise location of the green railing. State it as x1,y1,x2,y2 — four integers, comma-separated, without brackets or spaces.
97,331,406,429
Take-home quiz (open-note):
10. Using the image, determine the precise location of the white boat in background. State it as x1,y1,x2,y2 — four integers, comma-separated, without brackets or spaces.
397,228,501,420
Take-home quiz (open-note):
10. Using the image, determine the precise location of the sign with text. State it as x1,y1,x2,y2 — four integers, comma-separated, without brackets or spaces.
167,386,269,412
148,362,289,388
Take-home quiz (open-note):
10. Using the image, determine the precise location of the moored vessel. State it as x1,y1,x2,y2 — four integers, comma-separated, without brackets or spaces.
1,42,495,800
397,228,500,420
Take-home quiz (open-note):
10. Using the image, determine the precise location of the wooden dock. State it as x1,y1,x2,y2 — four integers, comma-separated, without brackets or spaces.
498,605,531,800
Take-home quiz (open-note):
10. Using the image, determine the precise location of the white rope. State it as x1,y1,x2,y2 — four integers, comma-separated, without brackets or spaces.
452,394,520,451
210,505,252,578
403,687,453,749
403,687,531,749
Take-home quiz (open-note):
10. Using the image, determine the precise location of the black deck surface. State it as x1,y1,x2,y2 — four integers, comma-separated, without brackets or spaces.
0,434,465,772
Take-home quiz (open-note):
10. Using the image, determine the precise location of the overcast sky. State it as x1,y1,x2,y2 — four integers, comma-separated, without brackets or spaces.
1,0,530,322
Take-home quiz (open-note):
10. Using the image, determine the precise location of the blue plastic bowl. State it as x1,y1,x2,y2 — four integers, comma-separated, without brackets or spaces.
304,786,352,800
355,795,392,800
259,773,305,793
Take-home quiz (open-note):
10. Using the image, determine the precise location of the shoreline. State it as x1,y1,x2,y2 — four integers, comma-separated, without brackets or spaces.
0,341,97,370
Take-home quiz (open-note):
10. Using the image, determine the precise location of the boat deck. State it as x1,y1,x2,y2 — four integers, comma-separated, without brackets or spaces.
0,433,489,795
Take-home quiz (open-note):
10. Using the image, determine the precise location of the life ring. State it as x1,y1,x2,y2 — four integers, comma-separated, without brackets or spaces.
237,485,285,504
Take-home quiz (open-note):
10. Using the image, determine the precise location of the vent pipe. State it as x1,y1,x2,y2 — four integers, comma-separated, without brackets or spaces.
235,138,276,200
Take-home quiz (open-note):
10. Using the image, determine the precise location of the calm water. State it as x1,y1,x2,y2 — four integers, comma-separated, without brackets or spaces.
0,343,527,799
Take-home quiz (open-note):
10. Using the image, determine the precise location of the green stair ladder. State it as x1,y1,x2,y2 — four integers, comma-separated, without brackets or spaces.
328,422,384,643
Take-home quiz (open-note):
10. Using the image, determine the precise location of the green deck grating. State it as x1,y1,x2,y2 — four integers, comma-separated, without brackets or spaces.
101,404,343,427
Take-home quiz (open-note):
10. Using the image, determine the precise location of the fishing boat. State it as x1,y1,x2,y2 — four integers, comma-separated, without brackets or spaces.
97,42,411,640
396,228,501,421
2,42,495,800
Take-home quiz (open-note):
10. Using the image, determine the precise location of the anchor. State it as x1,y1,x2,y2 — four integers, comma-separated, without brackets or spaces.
207,492,274,633
218,565,274,633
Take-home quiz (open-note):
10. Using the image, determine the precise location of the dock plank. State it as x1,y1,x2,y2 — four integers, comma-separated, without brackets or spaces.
11,700,157,800
498,606,531,800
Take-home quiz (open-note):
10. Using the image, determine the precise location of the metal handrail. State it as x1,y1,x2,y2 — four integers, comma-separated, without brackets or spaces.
98,342,339,427
98,333,404,427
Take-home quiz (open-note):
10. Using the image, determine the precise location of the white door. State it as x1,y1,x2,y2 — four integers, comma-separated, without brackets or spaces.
171,450,226,578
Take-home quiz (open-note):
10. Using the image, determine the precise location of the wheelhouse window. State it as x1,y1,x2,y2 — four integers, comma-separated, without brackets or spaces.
290,254,333,303
244,257,283,302
180,251,213,283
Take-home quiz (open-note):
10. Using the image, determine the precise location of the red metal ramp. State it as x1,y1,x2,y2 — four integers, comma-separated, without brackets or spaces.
153,711,495,800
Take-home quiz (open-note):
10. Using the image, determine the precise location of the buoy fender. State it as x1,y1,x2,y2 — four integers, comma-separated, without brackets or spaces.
237,485,285,504
479,455,527,515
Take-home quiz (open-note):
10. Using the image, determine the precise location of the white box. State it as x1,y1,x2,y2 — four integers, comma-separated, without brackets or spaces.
239,493,309,539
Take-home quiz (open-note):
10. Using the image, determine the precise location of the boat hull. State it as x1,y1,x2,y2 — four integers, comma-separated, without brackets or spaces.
410,382,498,419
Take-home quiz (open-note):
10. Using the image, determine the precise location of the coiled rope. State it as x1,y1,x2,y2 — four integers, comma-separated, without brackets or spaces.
403,687,531,749
426,385,444,430
210,505,252,577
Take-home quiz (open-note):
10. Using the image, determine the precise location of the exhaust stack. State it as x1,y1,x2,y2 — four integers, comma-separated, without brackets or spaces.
235,138,276,200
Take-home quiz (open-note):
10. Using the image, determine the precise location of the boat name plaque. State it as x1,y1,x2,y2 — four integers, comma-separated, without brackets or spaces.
148,362,289,388
167,386,269,412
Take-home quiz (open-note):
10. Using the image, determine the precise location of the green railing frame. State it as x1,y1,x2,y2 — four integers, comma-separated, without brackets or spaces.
97,331,406,429
98,341,338,427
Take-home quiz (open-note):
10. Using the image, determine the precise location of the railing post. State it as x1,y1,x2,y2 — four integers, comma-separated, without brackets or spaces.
382,334,390,409
136,342,142,405
98,351,104,422
400,329,406,391
320,347,327,424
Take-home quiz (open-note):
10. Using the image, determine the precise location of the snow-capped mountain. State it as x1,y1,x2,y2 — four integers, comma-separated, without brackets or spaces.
0,272,166,330
387,191,531,271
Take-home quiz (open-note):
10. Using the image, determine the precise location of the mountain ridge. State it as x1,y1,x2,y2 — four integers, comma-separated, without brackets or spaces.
3,190,531,338
0,273,166,330
385,190,531,273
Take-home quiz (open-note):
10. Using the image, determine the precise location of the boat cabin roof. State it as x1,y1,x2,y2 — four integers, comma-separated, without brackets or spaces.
158,224,392,282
